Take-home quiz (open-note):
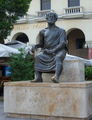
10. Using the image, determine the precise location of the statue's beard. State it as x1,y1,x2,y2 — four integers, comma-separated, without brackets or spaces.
47,20,56,24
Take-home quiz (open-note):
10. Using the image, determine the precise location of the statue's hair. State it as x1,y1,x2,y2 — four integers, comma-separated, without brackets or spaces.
46,12,58,21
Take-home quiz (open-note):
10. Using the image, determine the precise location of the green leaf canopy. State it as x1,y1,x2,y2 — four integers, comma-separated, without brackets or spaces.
0,0,32,41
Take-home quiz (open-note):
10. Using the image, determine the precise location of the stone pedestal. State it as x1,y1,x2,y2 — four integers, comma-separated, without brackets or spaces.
4,81,92,120
42,60,84,82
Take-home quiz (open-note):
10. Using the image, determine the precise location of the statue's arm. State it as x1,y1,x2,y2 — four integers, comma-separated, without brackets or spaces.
35,31,44,48
31,30,44,53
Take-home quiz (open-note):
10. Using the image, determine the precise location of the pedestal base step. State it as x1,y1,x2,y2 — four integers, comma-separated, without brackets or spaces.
8,113,92,120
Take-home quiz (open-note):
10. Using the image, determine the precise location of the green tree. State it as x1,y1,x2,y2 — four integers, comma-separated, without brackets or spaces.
0,0,32,41
85,66,92,81
8,48,34,81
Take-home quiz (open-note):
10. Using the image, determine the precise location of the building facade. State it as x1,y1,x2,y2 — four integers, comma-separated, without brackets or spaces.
5,0,92,59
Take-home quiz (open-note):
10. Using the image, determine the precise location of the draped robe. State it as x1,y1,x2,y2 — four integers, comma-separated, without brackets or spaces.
34,26,67,72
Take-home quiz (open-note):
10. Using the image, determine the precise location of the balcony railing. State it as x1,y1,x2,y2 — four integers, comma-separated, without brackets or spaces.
35,9,54,17
64,6,83,14
18,14,35,19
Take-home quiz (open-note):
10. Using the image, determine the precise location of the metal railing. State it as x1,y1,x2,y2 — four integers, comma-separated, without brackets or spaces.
18,9,54,20
18,14,36,19
35,9,54,17
64,6,83,14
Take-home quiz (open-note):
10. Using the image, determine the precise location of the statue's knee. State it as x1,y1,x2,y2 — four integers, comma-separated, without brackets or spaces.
55,56,61,62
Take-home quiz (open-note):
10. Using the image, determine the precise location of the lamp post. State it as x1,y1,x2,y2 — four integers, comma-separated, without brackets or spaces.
86,42,92,60
84,43,88,48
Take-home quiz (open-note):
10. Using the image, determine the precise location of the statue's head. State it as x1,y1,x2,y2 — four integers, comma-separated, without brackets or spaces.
46,12,58,24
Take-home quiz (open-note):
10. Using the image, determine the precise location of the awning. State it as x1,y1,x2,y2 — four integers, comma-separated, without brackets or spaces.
5,40,33,55
0,41,33,57
0,44,20,57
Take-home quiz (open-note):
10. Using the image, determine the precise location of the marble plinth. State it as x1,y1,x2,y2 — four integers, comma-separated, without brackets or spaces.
4,81,92,120
42,60,84,82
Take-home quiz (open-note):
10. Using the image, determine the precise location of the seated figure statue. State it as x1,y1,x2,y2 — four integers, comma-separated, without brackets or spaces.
31,12,67,83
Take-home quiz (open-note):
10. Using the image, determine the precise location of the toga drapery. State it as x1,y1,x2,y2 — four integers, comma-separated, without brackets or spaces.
34,26,67,72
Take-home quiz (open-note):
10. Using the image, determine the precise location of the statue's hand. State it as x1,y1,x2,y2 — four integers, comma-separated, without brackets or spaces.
31,45,37,53
44,49,55,55
48,49,55,55
44,49,49,54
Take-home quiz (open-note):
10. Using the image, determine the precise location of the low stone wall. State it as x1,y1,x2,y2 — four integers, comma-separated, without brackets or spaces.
4,81,92,120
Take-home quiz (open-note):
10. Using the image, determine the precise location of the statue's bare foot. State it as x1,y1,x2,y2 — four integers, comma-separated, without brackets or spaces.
30,78,43,82
51,76,59,83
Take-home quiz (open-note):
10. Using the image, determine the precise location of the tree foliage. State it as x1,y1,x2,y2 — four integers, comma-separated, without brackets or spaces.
85,66,92,81
0,0,32,41
8,48,34,81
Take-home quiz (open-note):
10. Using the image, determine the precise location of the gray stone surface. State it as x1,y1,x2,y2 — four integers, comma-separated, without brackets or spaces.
4,81,92,119
0,102,38,120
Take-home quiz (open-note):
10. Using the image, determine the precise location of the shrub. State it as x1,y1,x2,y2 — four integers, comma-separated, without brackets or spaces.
85,66,92,81
8,48,34,81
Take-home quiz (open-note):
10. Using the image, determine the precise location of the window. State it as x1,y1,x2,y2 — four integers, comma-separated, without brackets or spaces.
41,0,51,10
68,0,80,7
76,38,85,49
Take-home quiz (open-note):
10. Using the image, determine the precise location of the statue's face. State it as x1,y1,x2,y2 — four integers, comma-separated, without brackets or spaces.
46,13,56,24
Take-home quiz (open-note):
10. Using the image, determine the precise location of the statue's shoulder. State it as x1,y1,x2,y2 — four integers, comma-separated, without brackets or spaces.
54,26,65,32
40,28,48,33
56,27,66,35
57,27,65,32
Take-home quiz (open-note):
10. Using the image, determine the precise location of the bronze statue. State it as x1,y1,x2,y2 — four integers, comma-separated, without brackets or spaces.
31,12,67,83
